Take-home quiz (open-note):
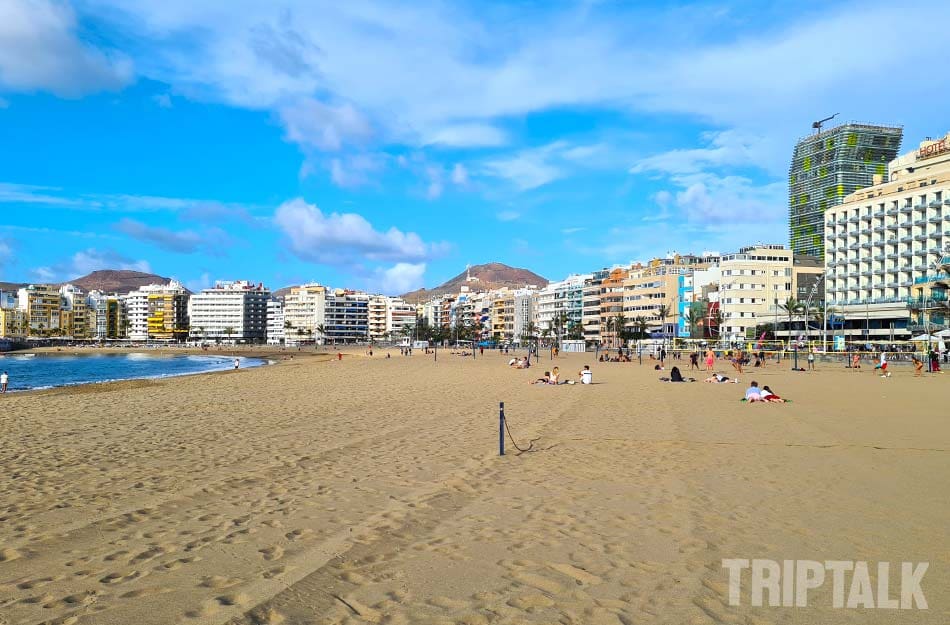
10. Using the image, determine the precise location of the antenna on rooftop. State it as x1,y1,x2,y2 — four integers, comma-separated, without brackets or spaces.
812,113,838,134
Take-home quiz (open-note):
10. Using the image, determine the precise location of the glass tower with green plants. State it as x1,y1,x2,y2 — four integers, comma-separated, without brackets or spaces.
789,123,903,259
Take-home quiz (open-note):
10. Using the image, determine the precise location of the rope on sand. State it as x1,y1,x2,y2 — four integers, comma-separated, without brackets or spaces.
499,401,535,455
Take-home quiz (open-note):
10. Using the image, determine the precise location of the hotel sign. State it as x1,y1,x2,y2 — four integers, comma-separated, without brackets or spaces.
918,138,949,161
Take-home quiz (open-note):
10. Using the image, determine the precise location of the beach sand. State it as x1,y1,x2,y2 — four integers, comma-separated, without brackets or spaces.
0,350,947,624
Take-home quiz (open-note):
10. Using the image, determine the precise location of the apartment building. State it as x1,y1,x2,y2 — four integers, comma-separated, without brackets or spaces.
324,289,369,343
386,297,416,339
598,267,629,345
535,274,589,336
283,284,327,344
86,291,124,339
718,245,796,342
368,295,389,341
59,284,90,339
189,281,270,342
17,284,62,337
582,270,608,343
266,299,285,345
621,254,718,338
825,131,950,339
0,291,25,338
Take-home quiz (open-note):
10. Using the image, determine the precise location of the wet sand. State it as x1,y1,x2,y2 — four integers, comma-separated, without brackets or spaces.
0,351,947,624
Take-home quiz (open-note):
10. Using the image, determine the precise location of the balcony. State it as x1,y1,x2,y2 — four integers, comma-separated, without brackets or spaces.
861,213,873,221
873,225,885,233
900,204,914,213
887,252,900,260
929,200,942,208
873,209,885,218
860,241,872,249
873,254,886,261
837,216,848,224
915,233,929,242
899,280,914,287
848,215,860,224
929,215,944,224
900,235,914,244
914,218,927,227
886,207,899,216
914,203,927,210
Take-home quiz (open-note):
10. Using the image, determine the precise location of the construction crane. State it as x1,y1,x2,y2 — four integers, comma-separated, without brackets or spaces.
812,113,838,134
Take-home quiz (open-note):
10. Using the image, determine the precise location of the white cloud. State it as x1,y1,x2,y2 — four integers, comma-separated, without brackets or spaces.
29,248,151,283
425,124,508,148
0,0,132,96
273,198,447,265
369,262,427,295
114,218,233,254
71,248,151,275
152,93,172,108
425,166,443,199
451,163,469,185
631,130,781,177
496,210,520,222
327,154,385,188
185,272,212,292
278,98,373,151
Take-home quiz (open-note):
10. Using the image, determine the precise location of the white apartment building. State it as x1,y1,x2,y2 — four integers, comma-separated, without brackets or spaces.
825,131,950,339
122,280,188,341
535,274,589,334
283,284,327,344
189,280,270,342
718,245,794,343
386,297,416,338
368,295,389,341
266,299,285,345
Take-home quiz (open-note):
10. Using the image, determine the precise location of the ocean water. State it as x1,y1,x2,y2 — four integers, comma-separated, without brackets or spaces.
0,353,264,391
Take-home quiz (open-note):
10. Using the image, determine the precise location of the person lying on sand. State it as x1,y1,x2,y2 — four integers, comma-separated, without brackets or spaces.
530,371,552,384
744,381,764,402
760,385,786,403
704,373,738,383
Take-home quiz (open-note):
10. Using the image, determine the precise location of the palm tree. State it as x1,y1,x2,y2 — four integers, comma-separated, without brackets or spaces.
316,324,326,345
611,312,626,347
655,304,671,334
633,316,648,340
779,297,804,344
682,309,697,339
224,326,235,344
522,321,537,345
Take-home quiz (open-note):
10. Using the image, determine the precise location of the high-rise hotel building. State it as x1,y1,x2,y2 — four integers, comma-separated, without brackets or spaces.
824,131,950,339
789,123,903,259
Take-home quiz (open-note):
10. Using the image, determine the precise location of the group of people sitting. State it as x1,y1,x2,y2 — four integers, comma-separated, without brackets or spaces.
598,354,632,362
508,356,531,369
658,366,696,382
530,365,593,385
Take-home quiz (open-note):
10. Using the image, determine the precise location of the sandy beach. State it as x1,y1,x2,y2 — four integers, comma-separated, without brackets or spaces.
0,350,947,624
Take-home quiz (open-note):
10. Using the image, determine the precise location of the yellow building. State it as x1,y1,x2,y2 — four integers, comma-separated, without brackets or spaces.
147,292,189,341
19,284,62,337
0,308,26,338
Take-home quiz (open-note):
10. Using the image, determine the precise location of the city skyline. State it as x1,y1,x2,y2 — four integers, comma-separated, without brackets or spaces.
3,0,950,294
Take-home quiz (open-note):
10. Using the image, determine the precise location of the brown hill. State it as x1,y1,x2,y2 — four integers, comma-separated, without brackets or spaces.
71,270,178,294
401,262,547,304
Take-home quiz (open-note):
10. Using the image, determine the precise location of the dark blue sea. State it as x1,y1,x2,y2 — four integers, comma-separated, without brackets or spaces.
0,353,264,391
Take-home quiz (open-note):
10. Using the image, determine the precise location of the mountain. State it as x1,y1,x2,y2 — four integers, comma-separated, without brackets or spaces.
401,262,548,304
70,270,178,294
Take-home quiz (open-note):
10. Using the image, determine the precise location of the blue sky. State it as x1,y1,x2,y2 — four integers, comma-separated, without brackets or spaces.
2,0,949,294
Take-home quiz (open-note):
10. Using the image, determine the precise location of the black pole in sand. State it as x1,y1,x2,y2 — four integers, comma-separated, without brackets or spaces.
499,402,505,456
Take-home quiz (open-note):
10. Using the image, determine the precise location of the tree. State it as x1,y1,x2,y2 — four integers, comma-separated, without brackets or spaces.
682,309,697,339
633,316,648,340
224,326,235,343
655,304,671,334
779,297,804,343
611,312,626,347
316,324,326,344
522,321,537,346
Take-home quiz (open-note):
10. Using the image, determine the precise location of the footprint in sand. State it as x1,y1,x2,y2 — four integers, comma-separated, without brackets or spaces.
258,545,284,561
199,575,243,589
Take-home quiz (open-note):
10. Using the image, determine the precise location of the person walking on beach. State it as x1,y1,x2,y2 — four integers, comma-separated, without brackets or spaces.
689,352,699,370
233,358,240,370
0,371,7,394
878,350,890,378
807,349,815,371
705,348,715,372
